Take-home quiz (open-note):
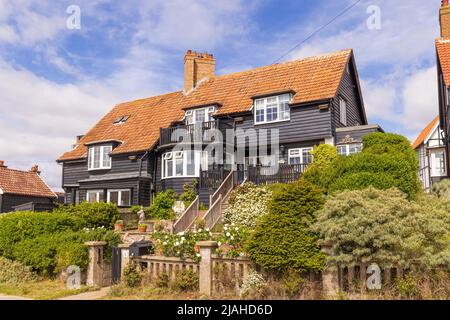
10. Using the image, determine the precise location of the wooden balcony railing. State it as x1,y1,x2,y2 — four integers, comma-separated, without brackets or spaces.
160,121,219,146
199,168,231,190
247,163,308,185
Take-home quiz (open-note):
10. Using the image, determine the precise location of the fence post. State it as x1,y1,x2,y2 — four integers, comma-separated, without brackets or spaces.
85,241,107,287
118,243,132,276
197,241,218,296
321,243,339,298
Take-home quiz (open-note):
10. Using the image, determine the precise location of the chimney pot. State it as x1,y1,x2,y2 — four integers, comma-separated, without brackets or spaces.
30,165,41,175
443,0,449,7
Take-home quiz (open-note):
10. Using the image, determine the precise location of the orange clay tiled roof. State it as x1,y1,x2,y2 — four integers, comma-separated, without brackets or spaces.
412,116,439,150
58,49,353,161
436,39,450,85
0,167,57,198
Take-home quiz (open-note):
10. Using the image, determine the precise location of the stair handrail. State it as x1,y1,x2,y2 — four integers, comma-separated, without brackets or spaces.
209,170,234,207
202,194,222,230
172,196,199,234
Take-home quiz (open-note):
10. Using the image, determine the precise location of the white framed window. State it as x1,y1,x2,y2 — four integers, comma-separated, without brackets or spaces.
288,148,313,165
339,97,347,125
88,145,112,170
86,190,104,203
254,94,291,125
185,106,215,125
337,143,363,156
431,151,446,177
162,150,201,179
107,189,131,207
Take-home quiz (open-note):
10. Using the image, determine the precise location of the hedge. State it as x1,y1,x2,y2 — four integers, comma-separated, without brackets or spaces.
0,211,84,259
53,201,120,229
12,228,120,275
245,180,326,273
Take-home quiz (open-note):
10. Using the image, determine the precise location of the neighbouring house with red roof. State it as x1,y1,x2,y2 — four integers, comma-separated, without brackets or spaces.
412,116,447,191
57,48,382,231
0,161,57,213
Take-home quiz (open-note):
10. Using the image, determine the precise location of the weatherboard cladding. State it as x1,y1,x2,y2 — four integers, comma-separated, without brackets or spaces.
1,194,53,214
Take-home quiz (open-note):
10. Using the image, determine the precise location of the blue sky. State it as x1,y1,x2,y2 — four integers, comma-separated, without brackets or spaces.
0,0,443,189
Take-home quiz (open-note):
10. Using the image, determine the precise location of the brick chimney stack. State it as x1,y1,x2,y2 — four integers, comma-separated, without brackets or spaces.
440,0,450,39
30,165,41,175
0,160,6,169
184,50,216,94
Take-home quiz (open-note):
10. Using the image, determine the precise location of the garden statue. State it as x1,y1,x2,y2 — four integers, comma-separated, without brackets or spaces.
137,206,145,223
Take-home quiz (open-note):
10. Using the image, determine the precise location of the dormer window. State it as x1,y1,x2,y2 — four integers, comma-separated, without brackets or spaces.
88,145,112,170
254,94,291,125
185,106,216,125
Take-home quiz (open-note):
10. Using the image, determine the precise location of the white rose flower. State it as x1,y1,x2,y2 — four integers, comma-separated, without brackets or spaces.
175,242,180,246
178,231,184,236
205,228,210,232
197,228,202,233
226,232,231,237
218,241,222,246
230,236,234,240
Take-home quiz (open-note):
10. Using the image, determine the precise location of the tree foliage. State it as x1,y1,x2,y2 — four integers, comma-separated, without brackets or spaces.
245,180,326,273
54,201,120,229
313,188,450,269
303,133,421,199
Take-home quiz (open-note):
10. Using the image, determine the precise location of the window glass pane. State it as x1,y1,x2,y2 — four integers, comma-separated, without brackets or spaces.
186,151,195,175
340,98,347,125
195,109,205,123
279,94,290,102
266,104,278,122
267,97,277,104
102,146,112,167
98,191,104,202
289,156,301,165
302,148,313,164
256,109,264,123
176,158,183,176
167,159,173,177
337,145,347,156
93,147,100,168
120,191,131,206
349,143,362,154
87,191,95,203
109,191,119,204
280,101,290,120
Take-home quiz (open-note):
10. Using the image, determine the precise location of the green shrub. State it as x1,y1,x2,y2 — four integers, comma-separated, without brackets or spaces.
11,228,120,275
313,188,450,269
122,263,143,288
310,144,338,167
155,272,169,288
0,211,84,258
146,189,177,220
0,257,37,284
174,270,199,292
303,133,421,199
224,182,272,228
179,183,197,208
282,269,304,299
54,202,120,229
245,180,326,273
131,206,142,215
430,179,450,198
396,274,420,299
216,223,250,258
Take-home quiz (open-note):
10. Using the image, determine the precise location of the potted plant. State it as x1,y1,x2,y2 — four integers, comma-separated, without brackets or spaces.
114,220,124,232
138,223,148,233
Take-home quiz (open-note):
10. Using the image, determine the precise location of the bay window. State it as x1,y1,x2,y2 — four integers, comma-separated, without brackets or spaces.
254,94,291,125
88,145,112,170
107,189,131,207
162,150,200,179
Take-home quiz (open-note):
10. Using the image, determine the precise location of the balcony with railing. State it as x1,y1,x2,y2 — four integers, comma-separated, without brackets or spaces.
247,163,308,185
159,120,219,147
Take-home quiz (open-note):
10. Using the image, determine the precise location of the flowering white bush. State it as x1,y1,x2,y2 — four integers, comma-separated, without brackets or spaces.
223,183,272,228
240,269,268,299
152,229,212,262
216,223,249,258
